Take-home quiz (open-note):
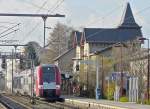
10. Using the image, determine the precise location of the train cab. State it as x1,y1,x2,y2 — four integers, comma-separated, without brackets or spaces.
35,64,61,99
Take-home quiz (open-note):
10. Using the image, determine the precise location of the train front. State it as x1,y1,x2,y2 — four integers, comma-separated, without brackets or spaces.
36,64,61,100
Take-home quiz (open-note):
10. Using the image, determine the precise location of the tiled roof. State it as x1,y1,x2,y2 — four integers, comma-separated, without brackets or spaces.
119,2,140,28
84,27,142,43
53,48,74,61
83,3,142,43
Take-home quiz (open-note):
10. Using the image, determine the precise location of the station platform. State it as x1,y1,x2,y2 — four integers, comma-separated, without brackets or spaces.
62,95,150,109
0,103,6,109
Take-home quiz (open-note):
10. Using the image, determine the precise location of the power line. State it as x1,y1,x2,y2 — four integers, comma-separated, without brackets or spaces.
20,0,49,43
0,29,19,39
51,0,64,13
23,0,49,11
20,0,65,46
47,0,64,14
23,22,41,39
86,4,150,40
25,0,64,45
0,21,18,24
0,25,11,29
35,0,49,13
44,0,65,47
0,23,20,36
85,5,123,27
47,0,60,13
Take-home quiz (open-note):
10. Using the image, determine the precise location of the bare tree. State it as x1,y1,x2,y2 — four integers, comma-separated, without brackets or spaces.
45,22,73,63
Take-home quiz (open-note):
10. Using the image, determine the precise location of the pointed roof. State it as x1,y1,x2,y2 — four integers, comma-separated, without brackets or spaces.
119,2,140,28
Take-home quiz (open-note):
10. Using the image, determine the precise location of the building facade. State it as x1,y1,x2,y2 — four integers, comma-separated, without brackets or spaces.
54,2,143,96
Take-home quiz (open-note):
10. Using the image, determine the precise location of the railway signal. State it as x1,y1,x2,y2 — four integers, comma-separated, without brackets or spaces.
1,56,6,69
76,64,79,71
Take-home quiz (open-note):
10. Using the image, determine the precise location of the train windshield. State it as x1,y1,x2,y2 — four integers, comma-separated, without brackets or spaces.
42,66,55,83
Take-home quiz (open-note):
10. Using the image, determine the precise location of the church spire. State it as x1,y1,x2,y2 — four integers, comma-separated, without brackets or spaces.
119,2,140,28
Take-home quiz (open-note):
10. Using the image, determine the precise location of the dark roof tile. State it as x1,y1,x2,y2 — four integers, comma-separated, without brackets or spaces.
84,27,142,43
119,2,140,28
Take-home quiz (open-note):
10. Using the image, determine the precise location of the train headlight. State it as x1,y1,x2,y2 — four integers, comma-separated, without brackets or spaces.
38,85,43,89
56,85,60,89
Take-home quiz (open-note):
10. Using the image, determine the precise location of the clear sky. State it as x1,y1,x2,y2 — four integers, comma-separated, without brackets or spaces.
0,0,149,51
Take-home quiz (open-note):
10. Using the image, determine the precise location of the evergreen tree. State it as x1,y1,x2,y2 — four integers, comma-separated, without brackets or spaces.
24,42,40,68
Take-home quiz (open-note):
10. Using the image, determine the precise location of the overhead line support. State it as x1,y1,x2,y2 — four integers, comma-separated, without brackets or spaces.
0,13,65,47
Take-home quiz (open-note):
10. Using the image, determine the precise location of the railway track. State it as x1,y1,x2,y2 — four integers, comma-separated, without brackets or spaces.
0,94,28,109
2,93,80,109
36,98,80,109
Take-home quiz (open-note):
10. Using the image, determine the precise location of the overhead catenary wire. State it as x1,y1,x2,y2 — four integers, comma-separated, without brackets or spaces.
51,0,64,13
47,0,60,13
20,0,65,45
0,21,18,25
24,0,66,62
0,25,13,29
20,0,49,43
23,0,49,11
0,23,20,36
47,0,64,14
35,0,49,13
43,0,65,47
0,29,19,39
0,25,17,34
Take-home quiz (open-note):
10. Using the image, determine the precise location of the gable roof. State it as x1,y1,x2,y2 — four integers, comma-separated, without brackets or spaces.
94,42,128,55
53,47,74,61
119,2,140,28
84,27,142,43
72,31,82,47
83,3,142,43
75,31,82,42
70,3,142,45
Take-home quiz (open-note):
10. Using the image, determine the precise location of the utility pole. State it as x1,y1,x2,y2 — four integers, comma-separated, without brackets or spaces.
120,43,123,96
42,16,47,48
96,55,100,100
0,13,65,47
101,55,104,98
0,44,27,93
148,39,150,101
72,57,100,100
30,55,35,104
11,49,14,93
87,56,89,96
14,45,17,74
30,59,33,103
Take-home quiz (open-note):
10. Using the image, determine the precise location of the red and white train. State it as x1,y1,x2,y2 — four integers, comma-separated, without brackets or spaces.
13,64,61,100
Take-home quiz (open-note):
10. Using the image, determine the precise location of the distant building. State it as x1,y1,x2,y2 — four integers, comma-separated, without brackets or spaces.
54,3,143,86
6,58,20,92
23,41,50,64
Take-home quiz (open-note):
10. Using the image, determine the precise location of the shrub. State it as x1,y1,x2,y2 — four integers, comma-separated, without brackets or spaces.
137,99,150,105
103,82,115,100
119,96,129,102
137,99,142,104
144,99,150,105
